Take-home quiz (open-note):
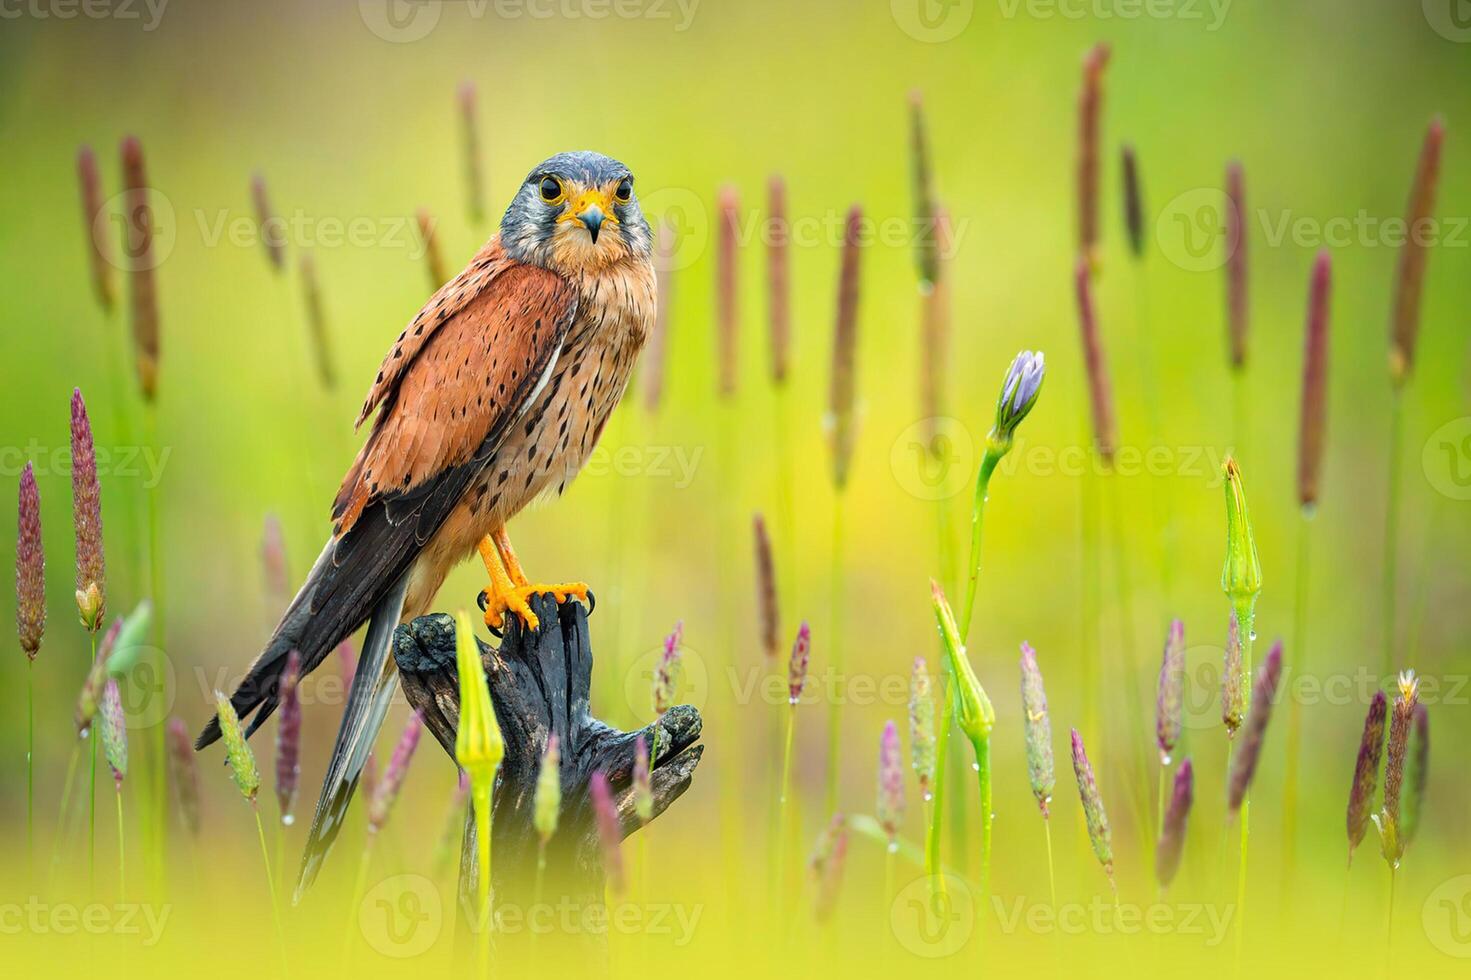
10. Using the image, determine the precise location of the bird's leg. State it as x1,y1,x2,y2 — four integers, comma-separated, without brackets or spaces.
478,528,589,632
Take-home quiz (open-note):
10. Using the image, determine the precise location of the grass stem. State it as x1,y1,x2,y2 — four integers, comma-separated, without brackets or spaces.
1383,390,1404,677
253,802,289,977
115,785,125,898
1282,510,1313,885
825,491,846,814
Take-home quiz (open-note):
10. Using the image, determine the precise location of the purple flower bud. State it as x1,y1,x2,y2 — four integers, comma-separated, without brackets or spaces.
260,514,289,610
992,350,1046,444
100,678,128,786
652,620,684,716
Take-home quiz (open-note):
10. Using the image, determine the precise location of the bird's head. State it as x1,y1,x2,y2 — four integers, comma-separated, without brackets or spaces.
500,151,651,273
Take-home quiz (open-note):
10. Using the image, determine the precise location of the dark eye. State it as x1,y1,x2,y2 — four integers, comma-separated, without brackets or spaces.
539,176,562,202
614,178,632,203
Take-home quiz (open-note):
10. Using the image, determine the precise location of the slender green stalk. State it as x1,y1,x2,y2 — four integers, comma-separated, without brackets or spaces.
779,705,796,806
1103,473,1152,854
958,453,999,640
773,704,797,909
27,660,34,867
1383,391,1404,677
974,737,992,907
825,493,846,813
1081,460,1102,739
1386,864,1397,962
146,401,168,887
925,665,953,897
1282,511,1313,881
115,786,125,897
254,803,288,976
49,742,81,882
1235,799,1250,962
475,787,492,978
1043,817,1057,910
89,631,97,891
342,841,374,960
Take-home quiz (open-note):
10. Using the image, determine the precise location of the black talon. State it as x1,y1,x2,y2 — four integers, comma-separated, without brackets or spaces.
585,590,596,615
476,589,489,612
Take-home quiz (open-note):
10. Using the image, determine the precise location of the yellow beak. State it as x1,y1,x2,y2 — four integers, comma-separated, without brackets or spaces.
558,187,619,244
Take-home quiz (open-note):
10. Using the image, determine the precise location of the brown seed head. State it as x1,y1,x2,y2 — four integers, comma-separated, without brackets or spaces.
251,172,285,272
828,204,863,489
77,145,115,310
70,389,106,632
766,174,790,385
1074,258,1116,463
753,513,779,661
716,185,739,399
1076,43,1110,265
1225,160,1249,370
1389,117,1445,387
1298,251,1332,507
1346,689,1387,860
120,135,160,401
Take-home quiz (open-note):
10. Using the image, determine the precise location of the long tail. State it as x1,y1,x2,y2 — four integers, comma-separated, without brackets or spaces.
292,572,409,902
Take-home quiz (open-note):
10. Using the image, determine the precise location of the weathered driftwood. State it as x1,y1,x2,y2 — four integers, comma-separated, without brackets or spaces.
392,592,703,918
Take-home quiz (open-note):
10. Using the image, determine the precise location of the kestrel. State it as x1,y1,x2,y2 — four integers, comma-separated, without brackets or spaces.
195,151,656,897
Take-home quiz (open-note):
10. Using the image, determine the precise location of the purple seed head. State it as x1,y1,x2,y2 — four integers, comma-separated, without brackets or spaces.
368,711,423,834
1401,702,1429,846
589,770,625,894
1075,260,1116,464
417,207,448,290
1228,640,1284,814
652,620,684,716
1120,143,1144,259
70,388,106,632
1076,42,1110,265
260,514,289,610
1156,619,1186,763
876,720,904,846
1225,160,1249,370
1222,609,1245,737
166,717,201,836
810,812,850,922
100,677,128,786
1298,251,1332,508
1071,728,1113,878
828,204,863,490
16,463,46,659
120,136,160,401
533,734,561,844
458,81,485,224
77,145,115,310
716,186,739,399
788,621,811,704
75,617,122,734
1376,671,1420,866
274,649,303,824
1019,643,1055,816
633,734,653,823
1389,117,1445,387
251,172,285,272
1346,690,1388,860
1155,758,1194,890
767,174,791,384
909,90,940,288
753,513,779,661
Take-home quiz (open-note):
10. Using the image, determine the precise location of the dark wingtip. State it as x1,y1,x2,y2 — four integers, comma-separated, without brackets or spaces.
194,716,222,751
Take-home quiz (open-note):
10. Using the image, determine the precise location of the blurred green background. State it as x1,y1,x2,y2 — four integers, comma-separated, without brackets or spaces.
0,0,1468,973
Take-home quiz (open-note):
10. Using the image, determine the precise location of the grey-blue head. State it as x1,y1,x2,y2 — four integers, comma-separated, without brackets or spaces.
500,151,652,273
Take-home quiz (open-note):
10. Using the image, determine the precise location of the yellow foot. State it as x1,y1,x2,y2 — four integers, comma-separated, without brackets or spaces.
479,581,591,632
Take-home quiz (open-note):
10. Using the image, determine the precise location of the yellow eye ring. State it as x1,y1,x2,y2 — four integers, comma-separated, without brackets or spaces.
538,176,563,203
614,178,632,203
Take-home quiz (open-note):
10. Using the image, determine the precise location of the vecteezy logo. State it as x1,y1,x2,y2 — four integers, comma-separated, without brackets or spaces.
890,418,975,501
622,642,709,721
360,0,443,43
97,188,178,272
359,874,442,958
116,647,176,730
1423,417,1471,501
1423,874,1471,957
890,874,974,957
890,0,974,43
1155,187,1236,273
1424,0,1471,42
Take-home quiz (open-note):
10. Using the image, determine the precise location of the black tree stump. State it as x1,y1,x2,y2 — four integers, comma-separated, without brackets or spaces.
392,592,703,930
